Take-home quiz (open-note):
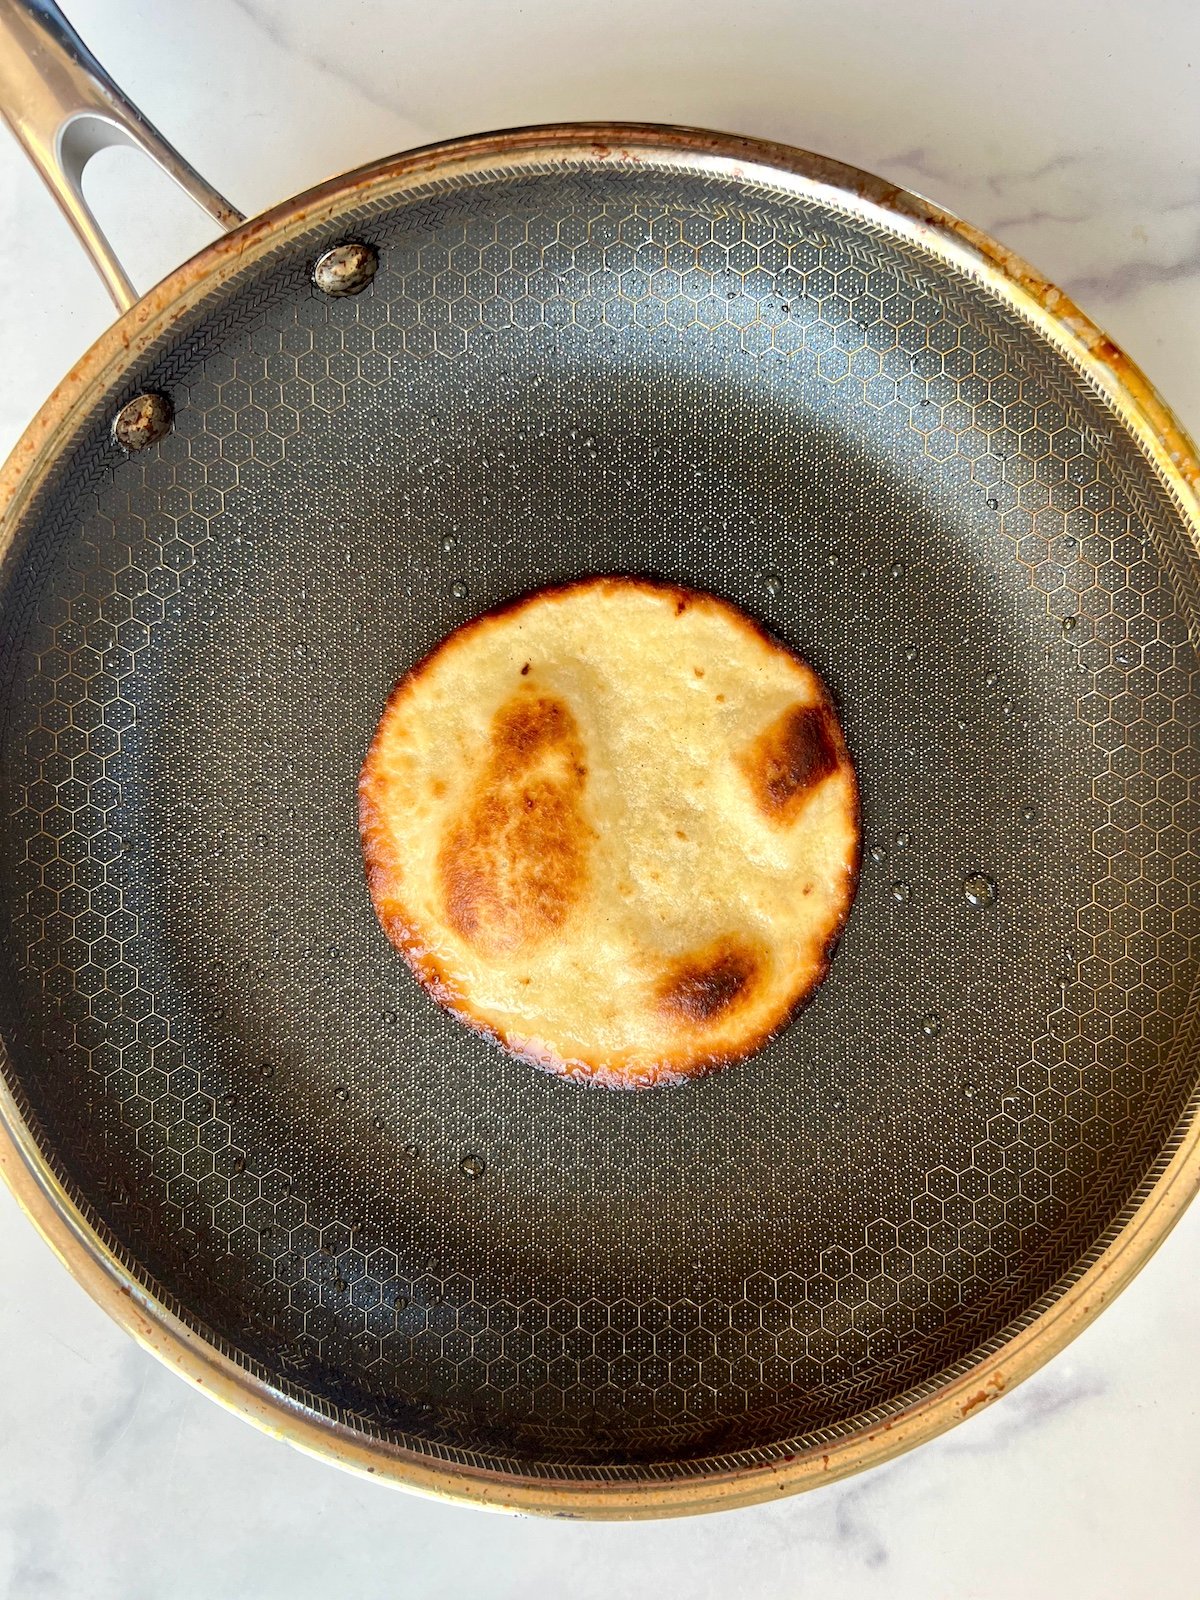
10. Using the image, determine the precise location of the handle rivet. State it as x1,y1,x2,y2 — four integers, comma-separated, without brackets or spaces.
112,390,172,451
313,241,378,297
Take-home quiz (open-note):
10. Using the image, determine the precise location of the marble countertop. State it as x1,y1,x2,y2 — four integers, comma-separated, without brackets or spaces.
1,1,1199,1594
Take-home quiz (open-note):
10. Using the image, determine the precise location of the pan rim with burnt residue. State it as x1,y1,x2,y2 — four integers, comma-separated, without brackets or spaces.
2,10,1200,1525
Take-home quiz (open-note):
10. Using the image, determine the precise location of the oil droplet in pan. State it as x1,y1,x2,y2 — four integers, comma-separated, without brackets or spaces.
963,873,996,908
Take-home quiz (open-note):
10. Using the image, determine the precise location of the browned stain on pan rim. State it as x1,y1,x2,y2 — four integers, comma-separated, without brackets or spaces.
1,123,1200,1519
959,1370,1008,1418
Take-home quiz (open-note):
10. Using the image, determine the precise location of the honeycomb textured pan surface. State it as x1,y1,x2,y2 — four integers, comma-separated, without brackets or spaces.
1,146,1199,1482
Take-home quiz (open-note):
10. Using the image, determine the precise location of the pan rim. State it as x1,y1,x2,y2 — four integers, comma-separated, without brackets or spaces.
2,121,1200,1518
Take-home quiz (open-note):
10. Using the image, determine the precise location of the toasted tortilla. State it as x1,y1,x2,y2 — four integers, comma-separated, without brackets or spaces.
359,577,859,1087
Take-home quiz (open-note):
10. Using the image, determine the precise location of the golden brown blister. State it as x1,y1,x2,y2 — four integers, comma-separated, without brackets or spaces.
359,577,859,1088
437,691,591,957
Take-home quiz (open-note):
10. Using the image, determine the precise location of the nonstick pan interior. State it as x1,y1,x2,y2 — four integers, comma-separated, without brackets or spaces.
2,135,1199,1500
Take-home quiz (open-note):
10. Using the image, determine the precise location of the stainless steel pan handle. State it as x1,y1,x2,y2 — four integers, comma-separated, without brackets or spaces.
0,0,244,312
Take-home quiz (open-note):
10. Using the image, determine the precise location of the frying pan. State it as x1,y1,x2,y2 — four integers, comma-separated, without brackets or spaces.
2,0,1199,1520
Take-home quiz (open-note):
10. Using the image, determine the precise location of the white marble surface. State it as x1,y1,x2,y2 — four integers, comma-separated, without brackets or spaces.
1,1,1199,1593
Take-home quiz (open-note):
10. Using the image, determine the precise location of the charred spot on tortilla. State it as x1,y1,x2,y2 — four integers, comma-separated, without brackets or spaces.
657,938,764,1026
436,690,591,958
741,702,841,824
